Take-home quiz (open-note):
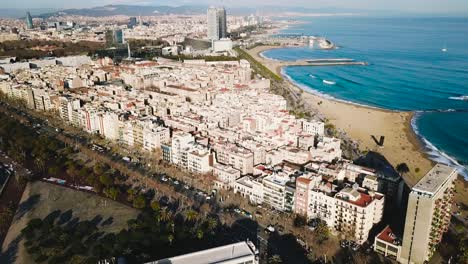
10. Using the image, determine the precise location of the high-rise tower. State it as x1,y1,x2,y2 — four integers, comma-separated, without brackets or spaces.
399,164,457,264
207,7,227,40
25,11,33,29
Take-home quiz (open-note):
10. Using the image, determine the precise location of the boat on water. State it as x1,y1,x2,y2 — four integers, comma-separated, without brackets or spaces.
442,48,448,52
323,80,336,85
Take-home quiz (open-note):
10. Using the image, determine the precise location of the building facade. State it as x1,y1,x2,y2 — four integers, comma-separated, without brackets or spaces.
207,7,227,40
399,164,457,264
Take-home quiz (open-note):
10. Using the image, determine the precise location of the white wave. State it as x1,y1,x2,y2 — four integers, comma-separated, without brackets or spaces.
309,74,317,79
411,113,468,179
449,95,468,101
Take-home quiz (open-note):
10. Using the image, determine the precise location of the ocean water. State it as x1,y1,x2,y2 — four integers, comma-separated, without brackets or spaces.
263,17,468,178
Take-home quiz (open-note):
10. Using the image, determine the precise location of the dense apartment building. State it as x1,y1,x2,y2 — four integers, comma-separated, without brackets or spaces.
294,166,385,245
262,173,295,212
214,143,254,175
399,164,457,264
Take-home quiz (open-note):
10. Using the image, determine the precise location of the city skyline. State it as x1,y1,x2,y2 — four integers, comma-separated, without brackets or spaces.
2,0,468,14
0,4,465,264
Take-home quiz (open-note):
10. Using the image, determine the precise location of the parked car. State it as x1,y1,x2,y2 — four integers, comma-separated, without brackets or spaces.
265,225,275,233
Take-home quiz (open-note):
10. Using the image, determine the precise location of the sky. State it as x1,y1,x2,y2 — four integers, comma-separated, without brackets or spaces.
2,0,468,14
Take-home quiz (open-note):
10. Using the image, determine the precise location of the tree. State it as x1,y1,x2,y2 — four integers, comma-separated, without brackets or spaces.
93,163,108,175
396,163,410,176
196,229,204,240
185,210,198,222
150,201,160,212
314,221,330,244
293,214,307,227
167,234,174,245
206,217,218,233
268,255,283,264
127,189,136,202
99,174,113,186
104,187,120,200
160,208,172,222
133,195,146,209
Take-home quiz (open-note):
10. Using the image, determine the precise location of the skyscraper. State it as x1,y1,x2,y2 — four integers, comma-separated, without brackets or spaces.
399,164,457,264
25,11,33,29
129,17,137,28
207,7,227,40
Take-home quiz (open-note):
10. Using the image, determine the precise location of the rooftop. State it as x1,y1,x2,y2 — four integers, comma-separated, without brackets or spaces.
336,188,375,207
146,241,257,264
412,164,457,195
376,225,399,245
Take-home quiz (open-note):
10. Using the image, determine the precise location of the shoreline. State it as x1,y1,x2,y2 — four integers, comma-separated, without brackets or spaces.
247,45,437,186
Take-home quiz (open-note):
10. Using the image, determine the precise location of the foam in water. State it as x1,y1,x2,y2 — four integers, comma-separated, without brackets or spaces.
411,112,468,179
449,95,468,101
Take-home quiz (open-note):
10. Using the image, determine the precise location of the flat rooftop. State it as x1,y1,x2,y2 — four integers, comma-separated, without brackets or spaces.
146,241,257,264
412,164,457,195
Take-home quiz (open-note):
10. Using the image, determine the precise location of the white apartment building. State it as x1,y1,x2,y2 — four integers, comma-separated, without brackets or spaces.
310,137,342,162
142,122,170,152
334,187,384,244
214,144,254,175
171,132,195,167
234,176,264,205
302,120,325,136
213,163,241,189
32,88,53,111
262,173,295,212
296,171,385,245
100,112,120,141
187,146,212,174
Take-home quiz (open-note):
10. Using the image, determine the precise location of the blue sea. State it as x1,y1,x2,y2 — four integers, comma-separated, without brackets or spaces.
263,16,468,178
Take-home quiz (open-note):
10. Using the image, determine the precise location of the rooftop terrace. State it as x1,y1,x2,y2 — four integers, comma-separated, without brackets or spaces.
412,163,457,195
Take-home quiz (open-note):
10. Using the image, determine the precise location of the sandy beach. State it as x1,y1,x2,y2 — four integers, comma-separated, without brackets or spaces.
247,45,434,186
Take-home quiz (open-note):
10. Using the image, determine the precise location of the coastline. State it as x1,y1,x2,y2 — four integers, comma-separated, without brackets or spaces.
247,45,435,186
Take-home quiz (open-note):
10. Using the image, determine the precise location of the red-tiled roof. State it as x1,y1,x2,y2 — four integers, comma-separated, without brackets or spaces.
376,226,397,244
297,177,312,184
345,191,373,207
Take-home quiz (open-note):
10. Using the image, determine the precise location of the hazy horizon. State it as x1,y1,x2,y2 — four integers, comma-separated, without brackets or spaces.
2,0,468,15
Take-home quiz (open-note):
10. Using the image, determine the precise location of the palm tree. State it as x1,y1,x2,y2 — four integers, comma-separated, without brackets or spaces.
34,156,46,173
268,255,283,264
396,163,410,176
196,229,204,240
185,210,198,222
154,212,161,224
160,208,172,223
127,189,136,202
167,234,174,245
109,187,120,200
151,201,160,212
206,217,218,233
